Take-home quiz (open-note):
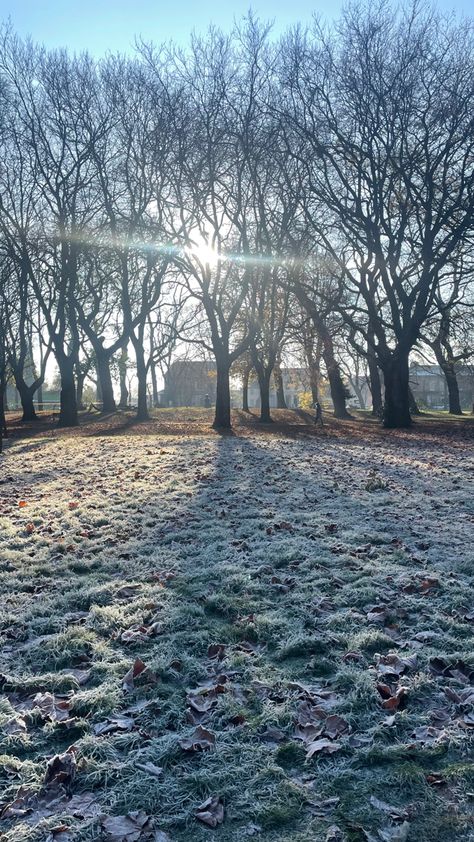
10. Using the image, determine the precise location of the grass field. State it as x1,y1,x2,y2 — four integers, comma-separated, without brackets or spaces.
1,410,473,841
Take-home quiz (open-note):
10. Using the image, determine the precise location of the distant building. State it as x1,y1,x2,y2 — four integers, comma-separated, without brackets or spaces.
246,368,311,408
160,360,217,407
410,363,474,410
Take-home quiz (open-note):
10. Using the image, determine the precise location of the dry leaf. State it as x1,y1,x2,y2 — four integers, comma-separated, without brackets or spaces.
306,738,341,759
195,795,224,828
44,749,76,789
378,821,410,842
94,716,136,736
33,693,73,723
370,796,408,820
122,658,147,692
324,714,350,739
101,811,154,841
179,726,215,752
135,761,163,777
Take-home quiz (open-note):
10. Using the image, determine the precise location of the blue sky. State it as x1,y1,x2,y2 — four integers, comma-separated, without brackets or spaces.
0,0,472,54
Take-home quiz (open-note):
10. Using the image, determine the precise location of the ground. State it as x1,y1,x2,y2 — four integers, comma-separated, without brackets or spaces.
0,410,473,842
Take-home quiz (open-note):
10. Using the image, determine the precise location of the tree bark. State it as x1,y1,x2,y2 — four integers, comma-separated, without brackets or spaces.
382,352,411,428
367,328,383,417
135,353,149,421
213,361,232,429
96,352,116,412
57,356,78,427
408,386,421,416
76,365,86,410
322,338,351,419
242,365,250,412
443,364,463,415
15,380,38,422
150,363,160,408
274,361,287,409
118,346,129,409
257,369,273,423
431,342,463,415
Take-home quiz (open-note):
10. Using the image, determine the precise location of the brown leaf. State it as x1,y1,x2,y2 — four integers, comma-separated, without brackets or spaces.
208,644,226,660
60,668,91,686
101,811,154,841
122,658,147,692
305,738,342,759
412,725,445,743
369,795,408,820
18,500,28,508
135,761,163,777
44,749,76,789
324,714,350,739
94,716,136,736
33,693,73,723
294,723,324,744
195,795,224,828
259,724,287,743
179,726,215,752
116,584,142,599
3,717,27,735
378,821,410,842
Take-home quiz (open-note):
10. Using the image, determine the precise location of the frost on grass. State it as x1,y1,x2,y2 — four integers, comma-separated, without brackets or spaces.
0,427,473,841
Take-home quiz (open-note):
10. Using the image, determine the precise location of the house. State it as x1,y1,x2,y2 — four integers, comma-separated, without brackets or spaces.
246,368,312,408
160,360,217,407
410,363,474,410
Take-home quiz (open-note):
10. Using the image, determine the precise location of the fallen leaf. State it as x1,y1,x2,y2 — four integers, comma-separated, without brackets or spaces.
18,500,28,508
60,668,91,686
101,811,154,841
135,761,163,777
179,726,216,752
44,749,76,789
208,644,226,660
324,714,350,739
378,821,410,842
94,716,136,736
33,693,73,723
122,658,147,692
3,717,27,735
195,795,224,828
306,738,342,759
369,796,408,820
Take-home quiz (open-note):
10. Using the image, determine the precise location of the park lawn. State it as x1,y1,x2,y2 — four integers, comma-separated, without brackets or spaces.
0,415,473,841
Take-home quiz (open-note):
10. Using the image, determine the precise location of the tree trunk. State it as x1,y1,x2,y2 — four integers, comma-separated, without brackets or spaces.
57,357,78,427
432,343,463,414
242,366,250,412
443,364,463,415
367,330,383,417
382,352,411,428
37,382,44,412
135,354,149,421
96,352,116,412
408,387,421,416
16,380,38,422
213,361,232,429
76,368,86,410
257,369,273,423
118,346,129,409
150,363,160,408
274,361,287,409
322,338,351,419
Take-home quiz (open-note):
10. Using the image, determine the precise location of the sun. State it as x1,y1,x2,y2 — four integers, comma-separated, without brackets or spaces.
186,236,220,267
